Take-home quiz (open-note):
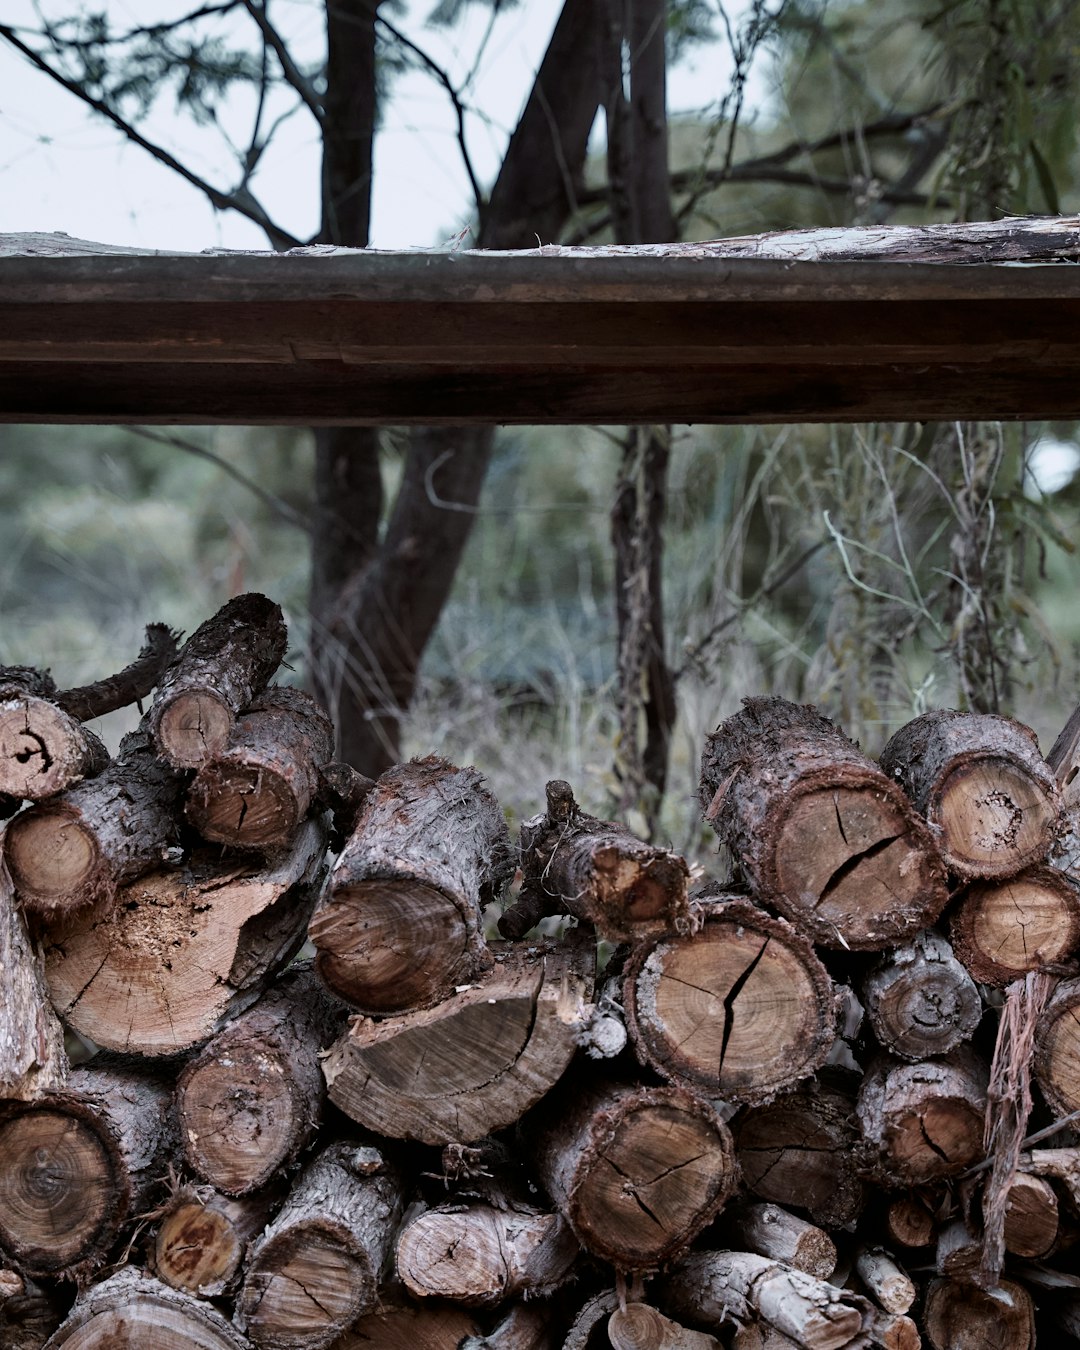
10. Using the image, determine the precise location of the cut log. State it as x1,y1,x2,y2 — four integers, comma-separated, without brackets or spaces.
334,1290,481,1349
0,854,66,1100
1020,1146,1080,1209
733,1081,867,1228
658,1250,868,1348
624,894,837,1105
41,1267,253,1349
861,930,982,1061
42,818,326,1056
52,621,179,723
149,592,287,769
699,698,947,949
864,1312,920,1350
607,1304,721,1350
153,1183,283,1298
934,1217,981,1278
499,779,689,942
880,709,1061,879
854,1248,916,1315
185,687,334,849
0,1062,173,1280
309,756,513,1014
1001,1171,1058,1258
950,866,1080,985
0,686,108,801
857,1051,987,1186
176,962,349,1195
1034,975,1080,1116
884,1194,939,1251
235,1141,403,1350
395,1200,579,1306
527,1074,737,1270
322,936,592,1145
922,1276,1035,1350
725,1203,837,1280
730,1325,801,1350
563,1290,619,1350
4,727,186,915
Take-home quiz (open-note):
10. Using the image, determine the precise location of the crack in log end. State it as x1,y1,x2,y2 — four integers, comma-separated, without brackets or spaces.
917,1114,952,1166
815,834,903,910
719,939,770,1079
605,1155,667,1231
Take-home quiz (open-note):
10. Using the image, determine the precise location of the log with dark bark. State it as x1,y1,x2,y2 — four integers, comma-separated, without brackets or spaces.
857,1050,987,1186
724,1203,838,1280
185,686,334,849
880,710,1061,880
0,1268,66,1350
861,930,983,1060
922,1276,1035,1349
152,1184,283,1299
498,779,689,942
949,866,1080,985
527,1074,737,1270
150,593,287,769
0,854,66,1100
4,727,186,914
42,1267,253,1349
314,761,374,849
309,756,513,1013
0,1062,173,1280
53,621,179,722
625,894,837,1105
322,936,593,1145
176,963,349,1195
1034,975,1080,1116
0,685,107,802
235,1141,403,1350
700,698,948,949
42,818,326,1056
608,1304,721,1350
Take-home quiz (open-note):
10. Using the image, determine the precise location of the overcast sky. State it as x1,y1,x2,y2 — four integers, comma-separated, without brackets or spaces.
0,1,749,252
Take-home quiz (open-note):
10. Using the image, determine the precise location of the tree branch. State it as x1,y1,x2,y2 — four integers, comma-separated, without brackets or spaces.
240,0,325,126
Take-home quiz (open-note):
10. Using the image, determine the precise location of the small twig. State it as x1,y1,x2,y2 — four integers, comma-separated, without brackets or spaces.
56,624,180,722
240,0,324,125
961,1107,1080,1180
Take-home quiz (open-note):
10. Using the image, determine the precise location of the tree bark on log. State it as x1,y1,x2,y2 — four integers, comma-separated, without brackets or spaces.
699,698,947,949
527,1074,737,1272
152,1184,284,1299
309,756,513,1013
880,710,1061,880
42,1267,253,1349
949,866,1080,985
857,1051,987,1186
608,1304,721,1350
235,1141,403,1350
395,1200,579,1306
185,687,334,849
150,593,287,769
0,853,66,1100
42,818,326,1056
498,779,689,942
854,1248,916,1315
176,962,349,1195
0,685,108,802
625,895,837,1105
322,936,593,1145
724,1203,838,1280
0,1062,173,1280
861,930,982,1061
0,1269,65,1350
563,1289,620,1350
1034,975,1080,1116
922,1276,1035,1350
52,621,179,722
4,727,186,915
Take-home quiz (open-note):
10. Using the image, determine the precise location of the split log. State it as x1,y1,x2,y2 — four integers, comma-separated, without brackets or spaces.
884,1194,940,1250
922,1276,1035,1350
1001,1171,1058,1258
0,685,107,802
309,756,513,1014
323,936,592,1145
857,1051,987,1186
861,931,982,1061
152,1184,283,1299
658,1250,868,1348
185,687,334,849
528,1075,737,1270
4,727,186,915
607,1304,721,1350
395,1200,579,1306
41,1267,253,1349
0,854,66,1100
498,779,689,942
176,962,349,1194
699,698,947,949
0,1062,173,1280
880,710,1061,880
42,818,326,1056
235,1141,403,1350
725,1203,837,1280
0,1269,66,1350
733,1081,868,1229
624,894,837,1105
950,866,1080,985
149,592,287,769
1034,975,1080,1116
335,1290,481,1349
854,1248,915,1315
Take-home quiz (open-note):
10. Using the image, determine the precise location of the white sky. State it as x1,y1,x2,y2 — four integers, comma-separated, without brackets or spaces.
0,1,753,251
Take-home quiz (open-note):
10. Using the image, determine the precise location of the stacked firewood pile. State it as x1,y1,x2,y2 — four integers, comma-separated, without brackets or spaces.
3,593,1080,1349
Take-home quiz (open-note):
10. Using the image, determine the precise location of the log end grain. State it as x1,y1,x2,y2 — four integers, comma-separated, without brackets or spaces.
923,1276,1035,1350
933,756,1060,877
0,695,104,800
187,760,302,848
5,804,105,913
1034,974,1080,1117
951,866,1080,986
155,689,235,768
153,1194,247,1297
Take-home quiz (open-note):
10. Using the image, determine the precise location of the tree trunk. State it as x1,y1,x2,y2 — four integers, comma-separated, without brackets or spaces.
322,936,593,1145
1034,974,1080,1116
149,593,287,769
700,698,948,949
235,1141,403,1350
41,818,326,1056
861,930,982,1060
309,756,512,1012
624,894,837,1105
185,686,334,849
176,962,349,1195
499,778,689,941
950,865,1080,985
152,1184,284,1299
0,854,66,1100
724,1204,838,1280
922,1276,1035,1350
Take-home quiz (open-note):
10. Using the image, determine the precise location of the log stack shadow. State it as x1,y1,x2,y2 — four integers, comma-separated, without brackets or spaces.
2,603,1080,1348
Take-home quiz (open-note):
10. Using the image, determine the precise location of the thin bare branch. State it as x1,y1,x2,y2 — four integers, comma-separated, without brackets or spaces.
240,0,324,125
